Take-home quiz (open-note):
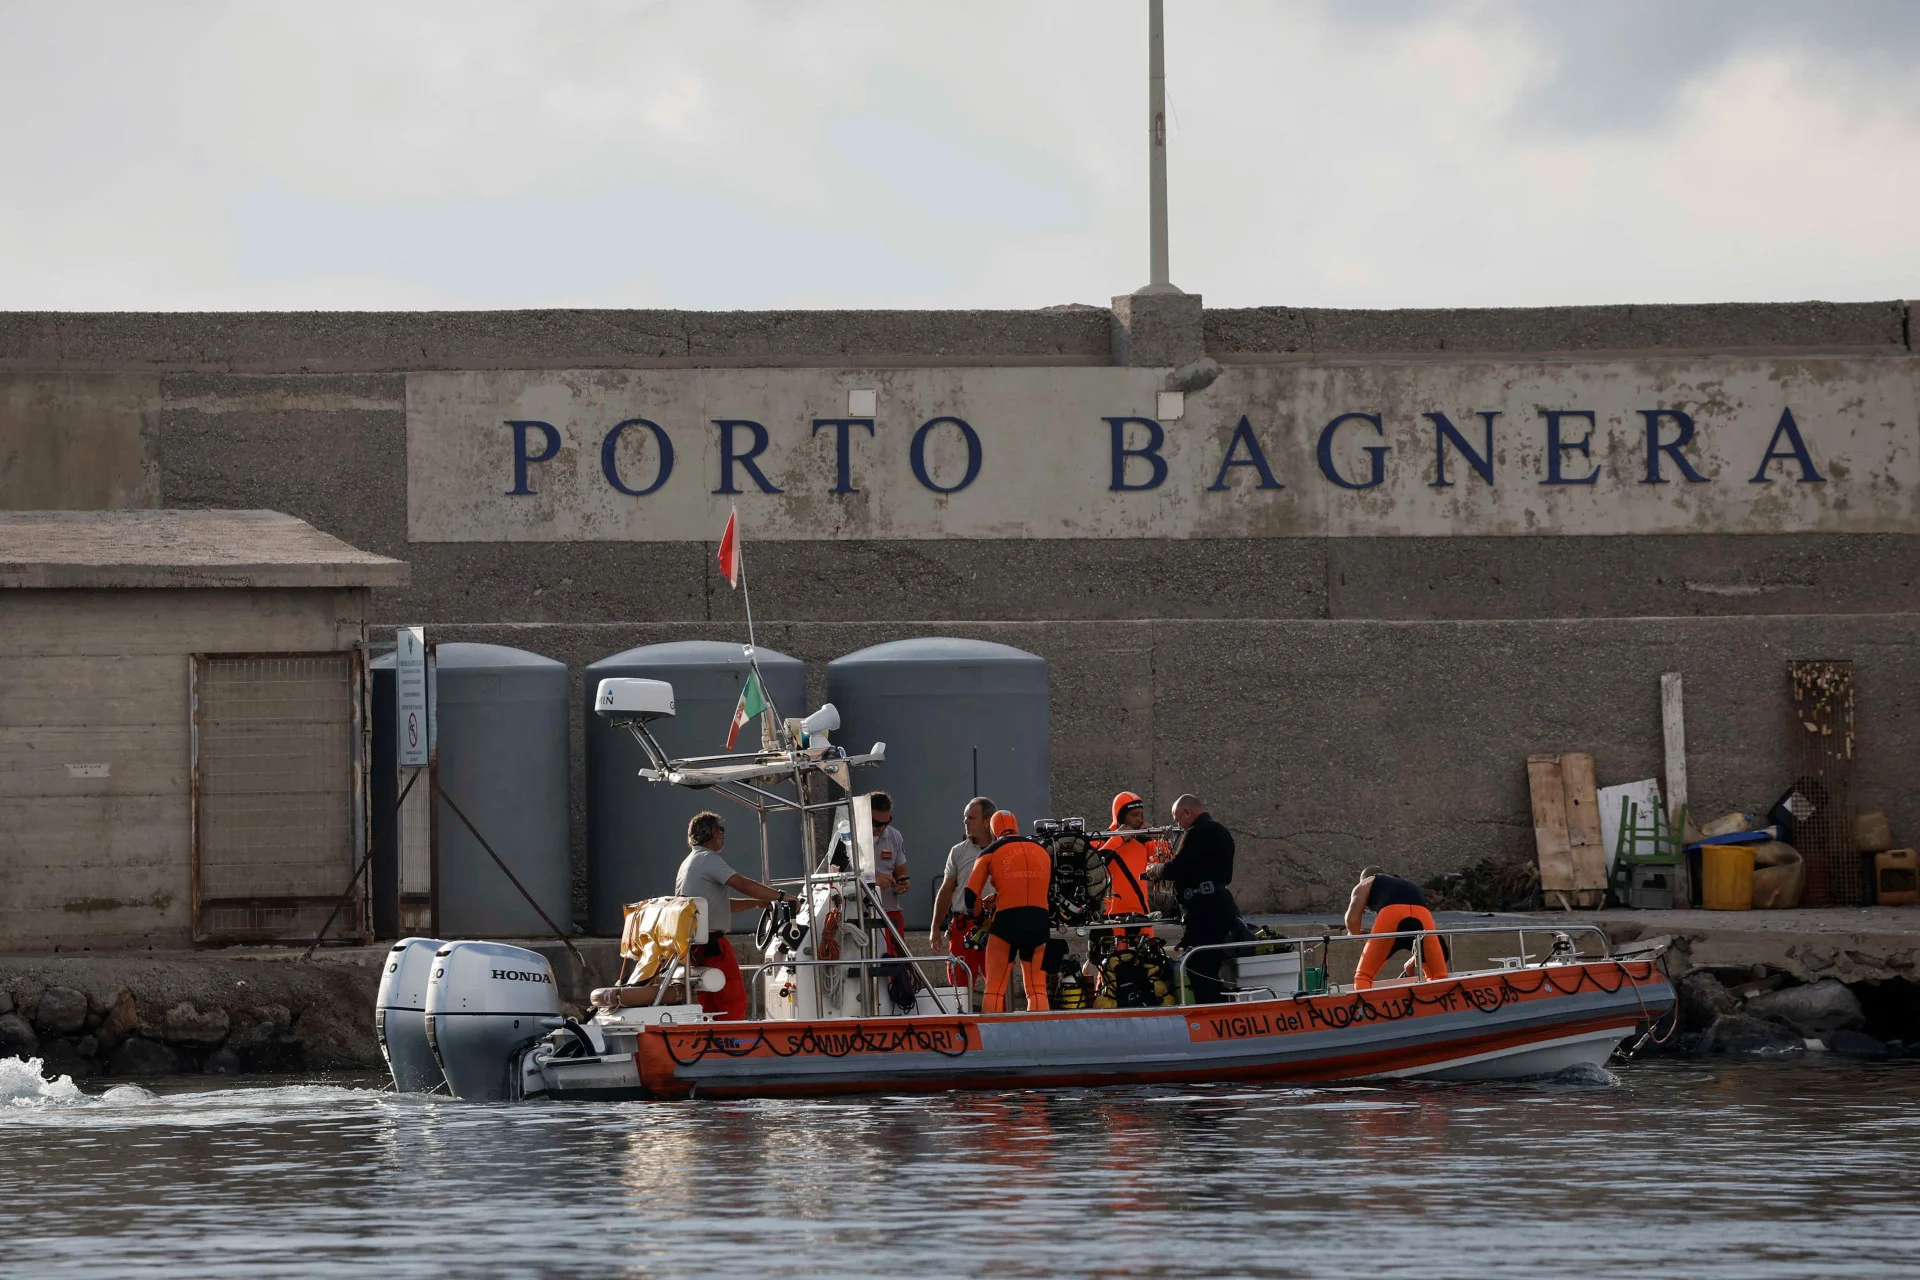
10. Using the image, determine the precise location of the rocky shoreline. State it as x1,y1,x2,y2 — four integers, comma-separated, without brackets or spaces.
1652,965,1919,1060
0,954,384,1080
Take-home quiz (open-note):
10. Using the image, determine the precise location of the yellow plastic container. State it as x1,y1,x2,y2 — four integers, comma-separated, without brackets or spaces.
1702,843,1756,911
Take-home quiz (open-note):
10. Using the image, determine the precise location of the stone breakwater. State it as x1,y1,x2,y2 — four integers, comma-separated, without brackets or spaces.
0,954,382,1080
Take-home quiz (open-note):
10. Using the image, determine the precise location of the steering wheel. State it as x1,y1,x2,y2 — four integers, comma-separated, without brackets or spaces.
756,897,797,950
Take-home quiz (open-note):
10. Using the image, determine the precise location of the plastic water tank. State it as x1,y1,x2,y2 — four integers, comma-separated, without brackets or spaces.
584,641,806,936
435,643,572,937
826,638,1049,929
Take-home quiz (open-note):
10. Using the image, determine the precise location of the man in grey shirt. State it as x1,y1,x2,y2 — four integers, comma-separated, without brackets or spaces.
673,810,787,1020
928,796,996,989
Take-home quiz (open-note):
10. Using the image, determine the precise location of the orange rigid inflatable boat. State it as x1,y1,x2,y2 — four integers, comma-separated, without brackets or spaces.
553,945,1673,1102
390,672,1675,1103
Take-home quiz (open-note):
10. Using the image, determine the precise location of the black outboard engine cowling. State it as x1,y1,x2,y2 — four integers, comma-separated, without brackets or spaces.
424,941,561,1101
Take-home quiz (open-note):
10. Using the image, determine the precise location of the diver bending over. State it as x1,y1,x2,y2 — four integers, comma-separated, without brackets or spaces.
1344,867,1449,989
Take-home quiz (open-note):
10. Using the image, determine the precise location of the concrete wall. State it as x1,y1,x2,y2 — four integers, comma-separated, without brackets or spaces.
0,587,367,950
0,375,160,510
3,300,1917,923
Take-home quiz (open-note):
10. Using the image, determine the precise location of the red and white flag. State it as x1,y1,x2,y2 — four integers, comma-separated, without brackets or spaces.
717,506,742,589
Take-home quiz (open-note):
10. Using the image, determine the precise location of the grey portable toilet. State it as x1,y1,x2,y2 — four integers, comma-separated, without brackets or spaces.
584,641,806,936
434,643,571,937
826,638,1049,929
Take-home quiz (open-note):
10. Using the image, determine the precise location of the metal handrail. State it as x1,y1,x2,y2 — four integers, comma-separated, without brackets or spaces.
1174,922,1613,1004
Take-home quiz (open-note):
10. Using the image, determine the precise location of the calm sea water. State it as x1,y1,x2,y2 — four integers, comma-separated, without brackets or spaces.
1,1056,1913,1279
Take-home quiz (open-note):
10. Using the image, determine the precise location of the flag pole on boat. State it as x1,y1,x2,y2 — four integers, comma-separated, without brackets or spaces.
717,505,785,746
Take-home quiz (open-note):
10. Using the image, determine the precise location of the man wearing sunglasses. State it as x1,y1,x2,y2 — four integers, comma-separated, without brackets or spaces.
868,792,909,955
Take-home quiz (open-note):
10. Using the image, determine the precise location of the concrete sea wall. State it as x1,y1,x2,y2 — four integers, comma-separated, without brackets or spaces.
4,299,1918,918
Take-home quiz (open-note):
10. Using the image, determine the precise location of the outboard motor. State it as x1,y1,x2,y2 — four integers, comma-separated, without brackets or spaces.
375,937,446,1093
425,941,561,1101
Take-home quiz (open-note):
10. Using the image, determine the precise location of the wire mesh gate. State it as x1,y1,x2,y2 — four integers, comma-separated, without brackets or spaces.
191,652,368,943
1787,659,1859,907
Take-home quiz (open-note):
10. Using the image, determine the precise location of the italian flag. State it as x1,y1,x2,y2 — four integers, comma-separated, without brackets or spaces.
726,669,767,750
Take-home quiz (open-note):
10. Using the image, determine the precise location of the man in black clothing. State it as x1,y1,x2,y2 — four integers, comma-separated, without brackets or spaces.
1145,793,1250,1003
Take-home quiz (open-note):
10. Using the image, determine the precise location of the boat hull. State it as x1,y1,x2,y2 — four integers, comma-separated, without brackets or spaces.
540,959,1672,1101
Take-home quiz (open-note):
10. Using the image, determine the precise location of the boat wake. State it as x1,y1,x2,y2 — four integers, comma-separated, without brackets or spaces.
1551,1061,1621,1087
0,1057,152,1109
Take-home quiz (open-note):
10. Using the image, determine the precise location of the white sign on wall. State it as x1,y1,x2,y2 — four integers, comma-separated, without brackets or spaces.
405,359,1920,541
395,626,428,769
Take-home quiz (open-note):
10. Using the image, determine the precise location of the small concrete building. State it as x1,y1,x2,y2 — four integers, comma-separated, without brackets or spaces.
0,509,406,951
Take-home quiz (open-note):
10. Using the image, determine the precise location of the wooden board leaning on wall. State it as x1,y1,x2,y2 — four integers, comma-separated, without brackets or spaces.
1528,752,1608,909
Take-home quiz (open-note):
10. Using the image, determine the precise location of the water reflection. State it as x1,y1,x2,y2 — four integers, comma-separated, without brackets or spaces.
0,1059,1916,1278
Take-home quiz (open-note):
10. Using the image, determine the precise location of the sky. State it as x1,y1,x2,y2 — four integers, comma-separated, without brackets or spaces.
2,0,1918,312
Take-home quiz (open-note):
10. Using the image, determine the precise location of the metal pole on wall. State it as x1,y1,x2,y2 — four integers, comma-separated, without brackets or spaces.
1148,0,1170,289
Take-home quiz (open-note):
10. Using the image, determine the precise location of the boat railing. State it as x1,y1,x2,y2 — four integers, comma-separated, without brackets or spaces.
739,953,974,1019
1173,922,1616,1005
744,870,953,1017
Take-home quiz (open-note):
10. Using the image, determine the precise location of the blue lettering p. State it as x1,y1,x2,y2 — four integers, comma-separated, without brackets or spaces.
505,421,561,495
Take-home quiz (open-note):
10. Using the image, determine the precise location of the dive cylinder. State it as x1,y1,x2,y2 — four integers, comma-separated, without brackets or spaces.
424,941,561,1101
375,936,447,1093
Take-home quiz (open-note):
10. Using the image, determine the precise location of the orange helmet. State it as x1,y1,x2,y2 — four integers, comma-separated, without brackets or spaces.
989,810,1020,838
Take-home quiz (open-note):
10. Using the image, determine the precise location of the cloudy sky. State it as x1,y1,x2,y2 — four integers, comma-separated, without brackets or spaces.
3,1,1917,311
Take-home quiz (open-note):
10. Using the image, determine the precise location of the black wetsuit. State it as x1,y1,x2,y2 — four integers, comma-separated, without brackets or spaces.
1163,812,1250,1003
1366,874,1428,911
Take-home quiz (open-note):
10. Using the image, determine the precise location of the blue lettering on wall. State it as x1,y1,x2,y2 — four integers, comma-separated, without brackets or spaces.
1427,411,1497,488
1540,410,1600,485
1208,416,1284,491
1750,408,1826,483
1641,409,1711,484
711,420,783,495
810,418,876,494
600,418,674,497
1316,413,1388,490
1105,417,1167,491
910,416,982,494
505,420,562,496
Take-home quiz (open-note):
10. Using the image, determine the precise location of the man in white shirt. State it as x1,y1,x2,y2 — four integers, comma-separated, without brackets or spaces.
868,792,909,954
673,810,787,1020
928,796,996,988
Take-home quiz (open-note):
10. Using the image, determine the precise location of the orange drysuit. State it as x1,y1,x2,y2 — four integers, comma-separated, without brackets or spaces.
1098,791,1164,919
966,811,1053,1012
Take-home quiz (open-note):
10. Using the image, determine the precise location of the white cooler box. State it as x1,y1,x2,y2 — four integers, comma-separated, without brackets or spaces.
905,985,970,1015
1225,949,1301,996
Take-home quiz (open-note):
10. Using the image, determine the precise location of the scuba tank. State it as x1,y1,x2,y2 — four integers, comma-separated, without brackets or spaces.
1031,818,1106,927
